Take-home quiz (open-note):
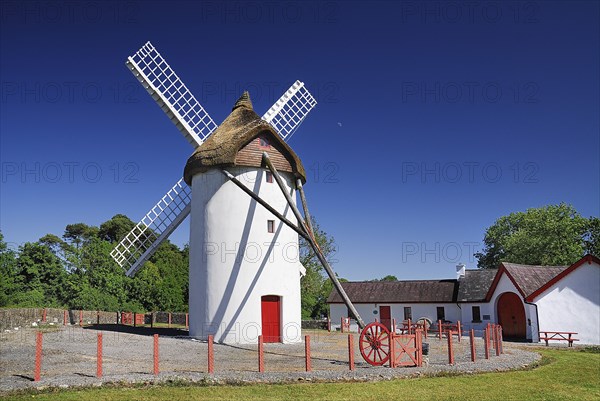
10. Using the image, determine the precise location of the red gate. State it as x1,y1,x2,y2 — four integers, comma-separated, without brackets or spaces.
389,330,423,368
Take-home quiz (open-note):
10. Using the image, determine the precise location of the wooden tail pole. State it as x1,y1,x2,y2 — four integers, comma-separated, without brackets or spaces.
263,153,366,330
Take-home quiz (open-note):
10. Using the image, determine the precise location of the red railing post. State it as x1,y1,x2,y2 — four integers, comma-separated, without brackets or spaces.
153,334,159,375
327,317,331,332
407,318,412,335
416,329,423,367
186,313,189,330
42,308,47,323
389,332,396,368
447,330,454,365
392,318,396,333
63,310,67,326
133,312,137,328
484,326,490,359
470,329,476,362
168,312,172,328
97,333,103,378
96,310,100,325
348,334,355,371
438,320,442,340
340,317,344,333
207,335,214,374
424,322,428,339
499,326,504,354
495,326,501,356
79,310,83,327
457,321,462,343
258,335,264,373
34,331,43,381
305,335,311,372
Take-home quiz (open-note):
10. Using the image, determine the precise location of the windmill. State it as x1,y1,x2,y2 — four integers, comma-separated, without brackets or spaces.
111,42,391,361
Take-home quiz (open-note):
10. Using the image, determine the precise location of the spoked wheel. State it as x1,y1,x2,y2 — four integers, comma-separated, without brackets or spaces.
359,322,391,366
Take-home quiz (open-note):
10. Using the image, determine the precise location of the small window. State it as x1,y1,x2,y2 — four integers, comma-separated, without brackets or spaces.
472,306,481,322
403,307,412,321
266,171,273,183
267,220,275,233
259,136,270,148
436,307,445,322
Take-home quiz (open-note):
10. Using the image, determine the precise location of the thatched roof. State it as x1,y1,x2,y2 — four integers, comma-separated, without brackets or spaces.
184,92,306,185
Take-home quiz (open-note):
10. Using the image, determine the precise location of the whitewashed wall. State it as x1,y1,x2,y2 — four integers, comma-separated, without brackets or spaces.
458,302,495,332
329,303,462,332
533,261,600,345
488,273,537,341
189,167,303,344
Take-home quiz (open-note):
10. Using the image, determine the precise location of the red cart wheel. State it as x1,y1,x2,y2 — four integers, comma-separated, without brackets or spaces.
359,322,391,366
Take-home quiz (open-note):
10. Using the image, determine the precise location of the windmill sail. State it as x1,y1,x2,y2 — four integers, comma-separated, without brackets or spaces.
110,178,191,276
262,80,317,141
112,49,318,276
127,41,217,148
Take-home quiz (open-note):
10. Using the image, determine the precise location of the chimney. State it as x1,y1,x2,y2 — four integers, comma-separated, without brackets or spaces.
456,263,466,280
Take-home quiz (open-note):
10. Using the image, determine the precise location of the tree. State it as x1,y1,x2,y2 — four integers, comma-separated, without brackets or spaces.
98,214,135,243
0,232,19,307
475,203,592,269
14,242,68,307
378,275,398,281
584,217,600,257
300,217,337,319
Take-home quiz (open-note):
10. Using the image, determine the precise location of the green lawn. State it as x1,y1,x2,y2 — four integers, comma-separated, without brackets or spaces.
5,348,599,401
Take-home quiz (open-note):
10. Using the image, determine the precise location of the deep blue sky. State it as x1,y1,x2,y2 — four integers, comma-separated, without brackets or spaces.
1,1,598,280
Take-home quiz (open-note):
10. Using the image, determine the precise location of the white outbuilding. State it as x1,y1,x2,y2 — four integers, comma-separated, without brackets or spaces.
183,93,306,344
328,255,599,345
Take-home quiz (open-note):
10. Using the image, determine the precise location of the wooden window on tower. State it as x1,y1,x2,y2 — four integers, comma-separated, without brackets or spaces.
259,136,270,149
403,307,412,321
267,220,275,233
266,171,273,183
436,307,445,322
472,306,481,323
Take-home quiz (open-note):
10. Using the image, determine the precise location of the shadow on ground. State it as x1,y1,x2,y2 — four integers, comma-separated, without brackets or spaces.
82,324,189,337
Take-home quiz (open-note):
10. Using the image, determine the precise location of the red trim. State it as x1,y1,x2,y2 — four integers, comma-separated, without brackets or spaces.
485,263,531,301
525,254,600,302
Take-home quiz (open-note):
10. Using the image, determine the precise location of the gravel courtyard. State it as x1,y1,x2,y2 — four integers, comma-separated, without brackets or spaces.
0,324,541,394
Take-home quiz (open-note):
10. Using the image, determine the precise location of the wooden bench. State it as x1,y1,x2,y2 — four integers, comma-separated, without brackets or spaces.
539,331,579,347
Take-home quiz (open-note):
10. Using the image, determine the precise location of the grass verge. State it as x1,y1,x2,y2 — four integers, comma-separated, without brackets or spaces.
3,348,599,401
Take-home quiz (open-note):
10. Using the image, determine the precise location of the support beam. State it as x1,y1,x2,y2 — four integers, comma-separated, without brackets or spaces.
296,178,314,234
262,153,366,329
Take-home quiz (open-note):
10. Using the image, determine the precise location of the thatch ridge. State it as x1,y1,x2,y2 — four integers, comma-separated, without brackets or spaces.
183,93,306,185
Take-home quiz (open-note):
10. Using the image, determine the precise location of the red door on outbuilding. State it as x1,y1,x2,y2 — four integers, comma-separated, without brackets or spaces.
261,295,281,343
497,292,526,339
379,306,391,331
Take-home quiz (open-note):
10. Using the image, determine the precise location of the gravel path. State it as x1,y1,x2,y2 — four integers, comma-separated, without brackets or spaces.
0,325,541,394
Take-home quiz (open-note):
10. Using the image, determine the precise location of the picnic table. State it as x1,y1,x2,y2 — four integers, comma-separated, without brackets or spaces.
539,331,579,347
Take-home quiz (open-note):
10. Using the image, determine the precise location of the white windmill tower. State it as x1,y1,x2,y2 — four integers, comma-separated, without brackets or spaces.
110,42,318,344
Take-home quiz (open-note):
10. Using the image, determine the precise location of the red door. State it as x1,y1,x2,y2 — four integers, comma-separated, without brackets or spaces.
379,306,391,331
497,292,526,339
261,295,281,343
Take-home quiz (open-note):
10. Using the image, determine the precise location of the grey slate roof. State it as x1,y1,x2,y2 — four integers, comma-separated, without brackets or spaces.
326,280,459,304
501,263,567,297
456,269,498,302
